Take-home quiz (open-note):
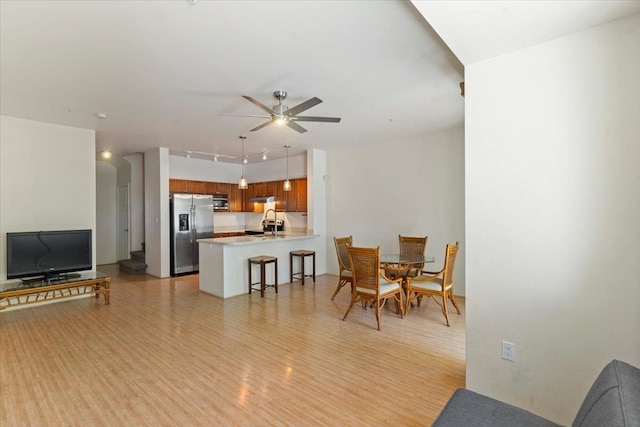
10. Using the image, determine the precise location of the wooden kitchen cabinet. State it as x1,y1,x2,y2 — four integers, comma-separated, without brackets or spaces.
274,180,286,211
170,178,208,194
253,182,266,197
243,183,256,212
169,179,187,193
185,180,206,194
264,181,277,198
170,178,305,211
295,178,307,212
284,178,307,212
227,184,243,212
206,182,229,195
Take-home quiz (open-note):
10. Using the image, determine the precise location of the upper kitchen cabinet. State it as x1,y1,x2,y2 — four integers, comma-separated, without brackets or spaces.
274,180,286,211
169,179,187,193
252,181,278,198
205,182,229,195
186,180,206,194
243,183,263,213
284,178,307,212
169,179,206,194
228,185,243,212
295,178,307,212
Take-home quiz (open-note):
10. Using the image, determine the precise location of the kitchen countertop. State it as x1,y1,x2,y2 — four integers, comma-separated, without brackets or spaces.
199,232,318,246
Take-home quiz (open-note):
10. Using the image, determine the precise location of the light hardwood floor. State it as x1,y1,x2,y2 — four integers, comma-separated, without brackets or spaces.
0,265,465,426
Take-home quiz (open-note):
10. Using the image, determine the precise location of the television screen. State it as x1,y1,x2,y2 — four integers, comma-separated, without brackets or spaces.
6,229,92,280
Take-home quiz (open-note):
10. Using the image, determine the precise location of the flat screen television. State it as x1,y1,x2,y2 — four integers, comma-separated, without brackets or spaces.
6,229,92,280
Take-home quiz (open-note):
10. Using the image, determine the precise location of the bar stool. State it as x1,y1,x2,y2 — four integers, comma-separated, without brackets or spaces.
290,250,316,286
248,256,278,297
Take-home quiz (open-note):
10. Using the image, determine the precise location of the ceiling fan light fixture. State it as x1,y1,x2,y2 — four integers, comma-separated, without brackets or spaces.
232,91,341,134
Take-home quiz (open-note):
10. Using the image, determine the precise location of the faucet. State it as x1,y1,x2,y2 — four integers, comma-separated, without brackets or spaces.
265,209,278,237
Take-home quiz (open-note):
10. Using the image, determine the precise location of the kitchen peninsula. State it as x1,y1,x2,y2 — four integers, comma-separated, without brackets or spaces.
198,232,319,298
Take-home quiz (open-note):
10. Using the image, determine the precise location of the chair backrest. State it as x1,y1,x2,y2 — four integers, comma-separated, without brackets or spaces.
442,241,459,287
346,246,380,294
399,235,427,268
334,236,353,270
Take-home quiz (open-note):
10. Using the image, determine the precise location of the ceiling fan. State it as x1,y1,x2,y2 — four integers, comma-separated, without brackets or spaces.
222,90,341,133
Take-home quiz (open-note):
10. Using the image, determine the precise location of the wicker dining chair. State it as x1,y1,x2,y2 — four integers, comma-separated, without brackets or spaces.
384,235,428,280
343,246,404,331
404,241,461,326
332,236,353,301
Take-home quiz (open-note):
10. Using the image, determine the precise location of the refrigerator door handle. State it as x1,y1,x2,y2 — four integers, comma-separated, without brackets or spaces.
191,206,196,243
192,206,197,243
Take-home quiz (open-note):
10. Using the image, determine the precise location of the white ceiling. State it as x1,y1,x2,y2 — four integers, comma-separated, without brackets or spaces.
412,1,640,65
0,0,464,163
4,2,637,165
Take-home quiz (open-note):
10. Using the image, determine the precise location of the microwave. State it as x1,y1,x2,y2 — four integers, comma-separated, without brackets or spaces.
212,196,229,211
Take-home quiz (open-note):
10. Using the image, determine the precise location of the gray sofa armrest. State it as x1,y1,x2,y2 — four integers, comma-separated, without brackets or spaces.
432,389,562,427
572,359,640,427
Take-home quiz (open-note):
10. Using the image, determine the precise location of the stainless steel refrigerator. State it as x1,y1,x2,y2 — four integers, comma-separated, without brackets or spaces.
170,193,214,276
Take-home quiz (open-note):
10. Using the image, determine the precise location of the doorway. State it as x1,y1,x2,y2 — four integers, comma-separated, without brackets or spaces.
117,184,131,260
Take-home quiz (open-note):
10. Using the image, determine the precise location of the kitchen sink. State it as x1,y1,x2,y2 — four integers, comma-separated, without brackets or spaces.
260,235,286,240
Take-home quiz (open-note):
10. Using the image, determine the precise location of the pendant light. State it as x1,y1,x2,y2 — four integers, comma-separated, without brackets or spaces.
238,136,248,189
283,145,291,191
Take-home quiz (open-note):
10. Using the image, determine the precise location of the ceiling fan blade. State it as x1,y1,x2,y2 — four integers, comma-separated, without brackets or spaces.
290,116,341,123
283,97,322,117
242,95,277,115
217,113,271,119
250,120,273,132
286,120,308,133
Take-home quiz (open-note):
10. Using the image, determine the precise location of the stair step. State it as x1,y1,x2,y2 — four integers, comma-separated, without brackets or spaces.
118,258,147,275
130,250,145,262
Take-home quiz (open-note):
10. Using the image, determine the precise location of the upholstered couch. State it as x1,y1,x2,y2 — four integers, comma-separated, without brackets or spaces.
432,359,640,427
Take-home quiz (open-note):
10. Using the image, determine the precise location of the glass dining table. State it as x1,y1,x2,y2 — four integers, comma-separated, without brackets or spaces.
380,254,435,283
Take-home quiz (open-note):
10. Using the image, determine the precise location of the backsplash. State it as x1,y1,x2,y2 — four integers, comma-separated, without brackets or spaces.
213,202,307,233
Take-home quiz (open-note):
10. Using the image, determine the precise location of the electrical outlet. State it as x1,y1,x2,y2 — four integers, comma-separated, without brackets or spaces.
502,341,515,362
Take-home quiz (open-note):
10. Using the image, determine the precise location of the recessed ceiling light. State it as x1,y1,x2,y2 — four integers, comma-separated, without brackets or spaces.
96,113,108,119
101,150,112,159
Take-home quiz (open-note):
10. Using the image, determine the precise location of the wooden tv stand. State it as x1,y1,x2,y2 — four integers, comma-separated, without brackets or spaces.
0,272,110,311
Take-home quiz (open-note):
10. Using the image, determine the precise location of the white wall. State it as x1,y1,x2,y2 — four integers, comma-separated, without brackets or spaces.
465,14,640,424
0,116,96,280
96,161,117,264
327,127,465,295
169,153,306,183
308,149,327,274
124,153,144,252
170,155,240,182
144,148,170,277
246,154,306,182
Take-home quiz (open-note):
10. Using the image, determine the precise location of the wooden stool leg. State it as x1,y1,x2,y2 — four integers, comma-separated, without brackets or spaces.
248,259,252,294
301,255,305,286
274,259,278,293
312,253,316,283
289,252,293,283
260,262,265,298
